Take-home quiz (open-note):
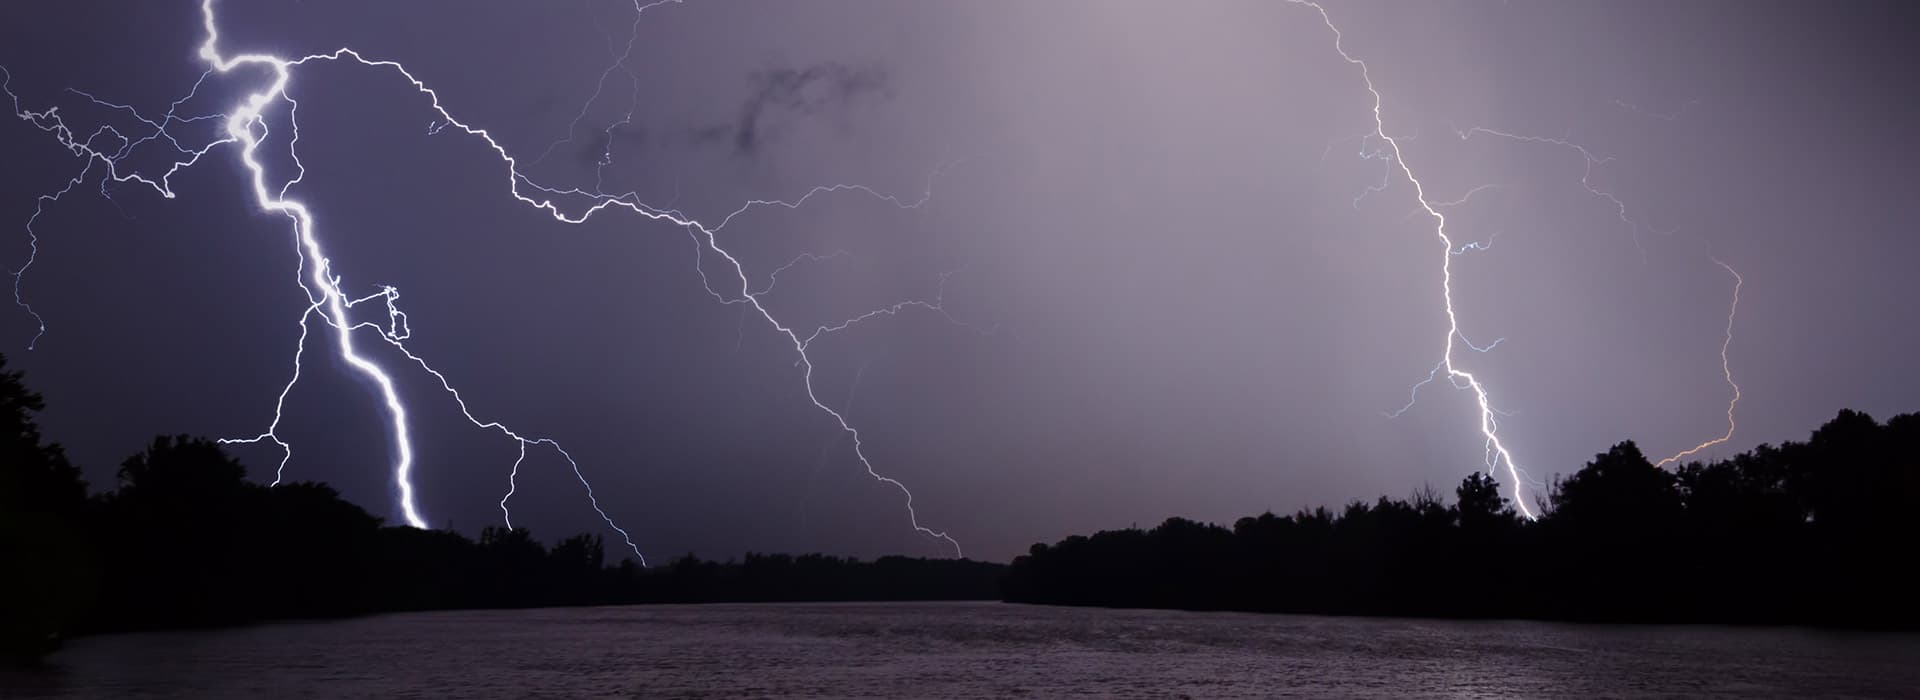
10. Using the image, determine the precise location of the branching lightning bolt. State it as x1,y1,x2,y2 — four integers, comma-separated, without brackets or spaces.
1297,4,1737,511
757,250,852,295
5,0,972,560
5,66,230,349
191,20,441,531
1655,258,1743,468
1454,126,1656,263
1290,0,1538,517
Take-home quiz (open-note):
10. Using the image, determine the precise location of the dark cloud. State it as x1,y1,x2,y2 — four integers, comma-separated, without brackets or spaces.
691,62,890,156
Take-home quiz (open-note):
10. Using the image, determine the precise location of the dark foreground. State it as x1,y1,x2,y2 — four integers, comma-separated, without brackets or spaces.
7,602,1919,699
3,354,1003,656
9,354,1920,659
1007,410,1920,628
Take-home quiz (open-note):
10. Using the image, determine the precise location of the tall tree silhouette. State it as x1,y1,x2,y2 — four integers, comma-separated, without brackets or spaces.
95,436,268,628
0,354,93,659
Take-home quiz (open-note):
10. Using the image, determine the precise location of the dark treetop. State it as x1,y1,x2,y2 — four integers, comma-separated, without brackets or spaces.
1004,408,1920,628
0,354,1001,660
6,349,1918,661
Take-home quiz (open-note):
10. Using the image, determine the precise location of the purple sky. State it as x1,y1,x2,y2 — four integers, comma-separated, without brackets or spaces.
2,0,1915,562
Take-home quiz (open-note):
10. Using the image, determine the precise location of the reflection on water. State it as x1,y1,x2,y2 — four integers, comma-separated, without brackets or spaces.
5,602,1918,698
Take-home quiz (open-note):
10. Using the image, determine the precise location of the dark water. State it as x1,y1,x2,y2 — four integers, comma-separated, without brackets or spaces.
6,602,1918,698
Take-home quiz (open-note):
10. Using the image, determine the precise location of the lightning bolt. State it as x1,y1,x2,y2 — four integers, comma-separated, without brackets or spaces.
1290,0,1539,517
528,0,683,170
1655,258,1743,468
1297,3,1740,513
4,66,230,349
757,250,852,295
189,15,442,531
1426,183,1505,214
5,0,970,560
1453,126,1655,263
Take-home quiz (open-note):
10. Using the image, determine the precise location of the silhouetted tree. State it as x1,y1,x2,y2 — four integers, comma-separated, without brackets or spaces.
1005,411,1920,627
0,354,93,660
93,436,271,628
1454,472,1509,530
0,365,1005,659
12,354,1918,647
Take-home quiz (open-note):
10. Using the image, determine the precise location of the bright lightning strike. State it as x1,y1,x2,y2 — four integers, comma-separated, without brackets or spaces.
192,14,436,531
1655,259,1743,468
5,0,970,561
1296,4,1736,513
1290,0,1539,518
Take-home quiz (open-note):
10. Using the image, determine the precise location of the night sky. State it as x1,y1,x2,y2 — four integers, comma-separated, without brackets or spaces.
1,0,1915,562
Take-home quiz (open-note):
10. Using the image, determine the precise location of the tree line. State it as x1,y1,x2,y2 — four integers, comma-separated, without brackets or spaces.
0,354,1002,660
10,345,1918,660
1004,408,1920,627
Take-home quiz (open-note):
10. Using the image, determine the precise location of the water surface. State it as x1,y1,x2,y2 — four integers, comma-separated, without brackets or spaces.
7,602,1918,697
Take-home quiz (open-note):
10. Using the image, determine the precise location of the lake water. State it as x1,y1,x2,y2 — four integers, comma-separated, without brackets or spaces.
6,602,1918,698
